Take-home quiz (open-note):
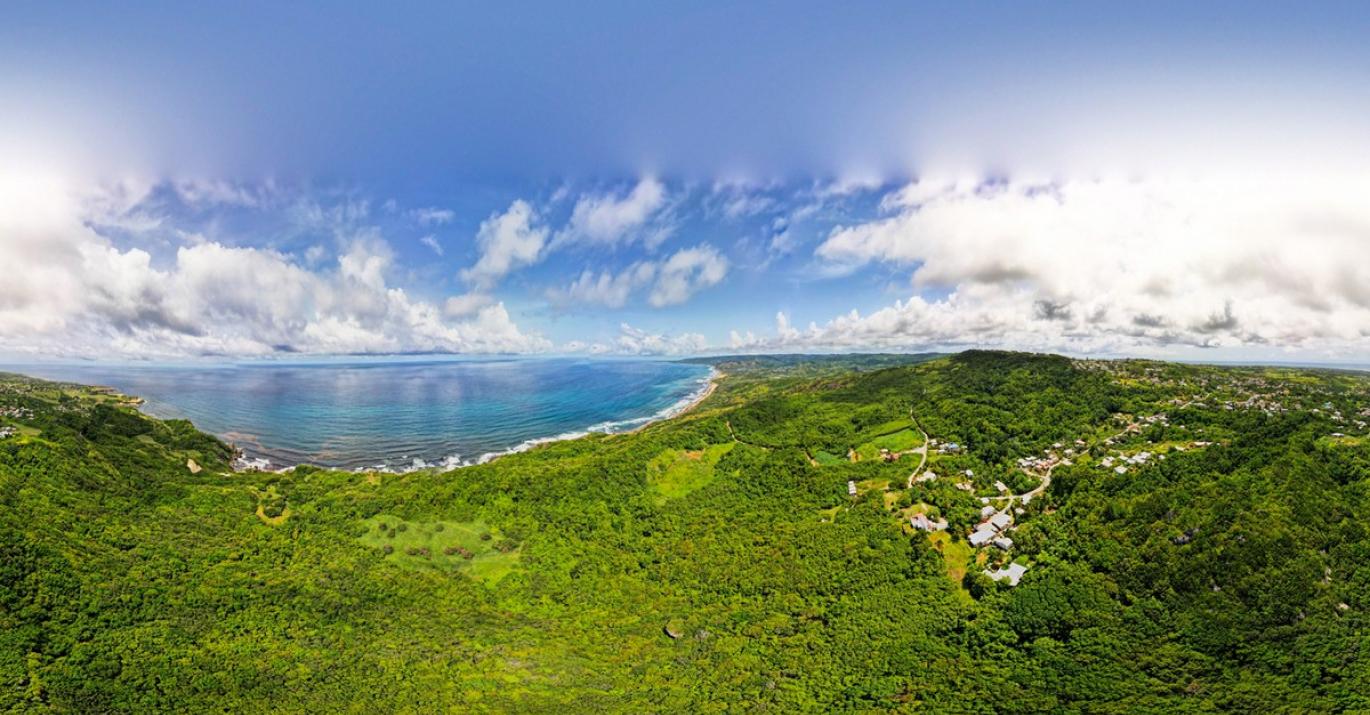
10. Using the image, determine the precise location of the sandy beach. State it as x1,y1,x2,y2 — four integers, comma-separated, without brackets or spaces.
628,369,722,434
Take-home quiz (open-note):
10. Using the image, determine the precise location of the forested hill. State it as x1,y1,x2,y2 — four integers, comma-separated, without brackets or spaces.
3,352,1370,712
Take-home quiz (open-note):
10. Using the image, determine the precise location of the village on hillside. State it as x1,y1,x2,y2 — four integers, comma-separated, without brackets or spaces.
836,359,1370,591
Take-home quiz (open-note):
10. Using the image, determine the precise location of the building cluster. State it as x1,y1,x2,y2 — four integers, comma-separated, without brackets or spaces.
1100,450,1162,474
0,426,15,439
0,406,34,420
968,505,1014,550
927,438,962,455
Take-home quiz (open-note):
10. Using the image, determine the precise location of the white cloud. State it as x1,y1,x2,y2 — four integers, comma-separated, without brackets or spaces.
173,178,275,209
613,323,709,355
411,206,455,226
556,177,668,247
460,199,549,288
443,292,494,318
735,172,1370,356
550,244,729,309
551,262,657,308
419,234,444,256
649,244,729,307
0,174,549,358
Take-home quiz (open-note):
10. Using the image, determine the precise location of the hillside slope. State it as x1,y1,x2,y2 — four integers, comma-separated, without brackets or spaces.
3,353,1370,712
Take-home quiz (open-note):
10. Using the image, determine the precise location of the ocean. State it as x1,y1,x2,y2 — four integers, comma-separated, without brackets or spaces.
5,358,714,471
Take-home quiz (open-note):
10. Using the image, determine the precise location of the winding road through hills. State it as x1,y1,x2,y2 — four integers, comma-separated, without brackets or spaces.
905,413,931,488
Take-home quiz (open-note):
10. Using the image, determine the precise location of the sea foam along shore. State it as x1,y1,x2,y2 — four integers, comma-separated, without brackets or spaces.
458,365,720,468
231,366,722,475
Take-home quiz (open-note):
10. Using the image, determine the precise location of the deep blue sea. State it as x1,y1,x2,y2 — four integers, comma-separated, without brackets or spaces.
5,358,713,471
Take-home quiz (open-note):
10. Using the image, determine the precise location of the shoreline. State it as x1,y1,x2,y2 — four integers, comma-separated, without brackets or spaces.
230,365,723,475
627,368,720,434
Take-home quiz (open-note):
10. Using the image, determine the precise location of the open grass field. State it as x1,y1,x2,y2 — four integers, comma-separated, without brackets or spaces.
357,516,521,584
927,531,972,590
813,449,845,465
867,427,923,452
646,442,735,503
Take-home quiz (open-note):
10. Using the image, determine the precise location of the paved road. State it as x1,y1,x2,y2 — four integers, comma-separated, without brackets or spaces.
905,412,931,488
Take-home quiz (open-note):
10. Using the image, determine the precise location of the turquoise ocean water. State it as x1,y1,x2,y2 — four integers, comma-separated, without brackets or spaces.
6,358,712,471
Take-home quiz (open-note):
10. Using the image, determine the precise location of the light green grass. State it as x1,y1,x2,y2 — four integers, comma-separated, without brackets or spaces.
854,443,880,461
927,531,974,602
813,450,845,466
868,427,923,452
357,516,520,584
647,442,735,504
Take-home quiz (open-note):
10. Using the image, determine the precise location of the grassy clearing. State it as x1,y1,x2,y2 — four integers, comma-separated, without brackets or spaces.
646,442,735,504
861,418,910,438
868,427,923,452
927,531,972,594
854,443,881,461
357,516,520,585
813,450,845,466
856,477,889,495
252,485,290,525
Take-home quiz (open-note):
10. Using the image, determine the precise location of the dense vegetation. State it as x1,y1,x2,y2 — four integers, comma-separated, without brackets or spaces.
3,351,1370,712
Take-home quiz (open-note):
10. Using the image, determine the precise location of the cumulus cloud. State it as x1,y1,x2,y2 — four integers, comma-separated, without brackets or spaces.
550,262,657,308
555,177,669,247
733,173,1370,357
550,244,729,309
558,324,709,356
0,175,548,358
443,292,494,318
612,323,710,355
648,244,729,307
460,199,549,288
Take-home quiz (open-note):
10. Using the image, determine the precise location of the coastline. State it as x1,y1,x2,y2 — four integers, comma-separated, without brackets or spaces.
229,365,723,475
628,368,720,434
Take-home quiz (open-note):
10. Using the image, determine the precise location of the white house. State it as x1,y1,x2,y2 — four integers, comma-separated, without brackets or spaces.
985,563,1029,586
969,527,997,547
910,513,948,532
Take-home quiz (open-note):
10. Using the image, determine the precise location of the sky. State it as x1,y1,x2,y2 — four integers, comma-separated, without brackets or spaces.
3,2,1370,362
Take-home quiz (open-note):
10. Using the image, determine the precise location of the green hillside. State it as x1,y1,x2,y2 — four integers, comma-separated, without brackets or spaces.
3,352,1370,712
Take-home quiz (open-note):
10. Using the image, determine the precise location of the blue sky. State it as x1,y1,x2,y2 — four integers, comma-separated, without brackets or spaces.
3,3,1370,361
